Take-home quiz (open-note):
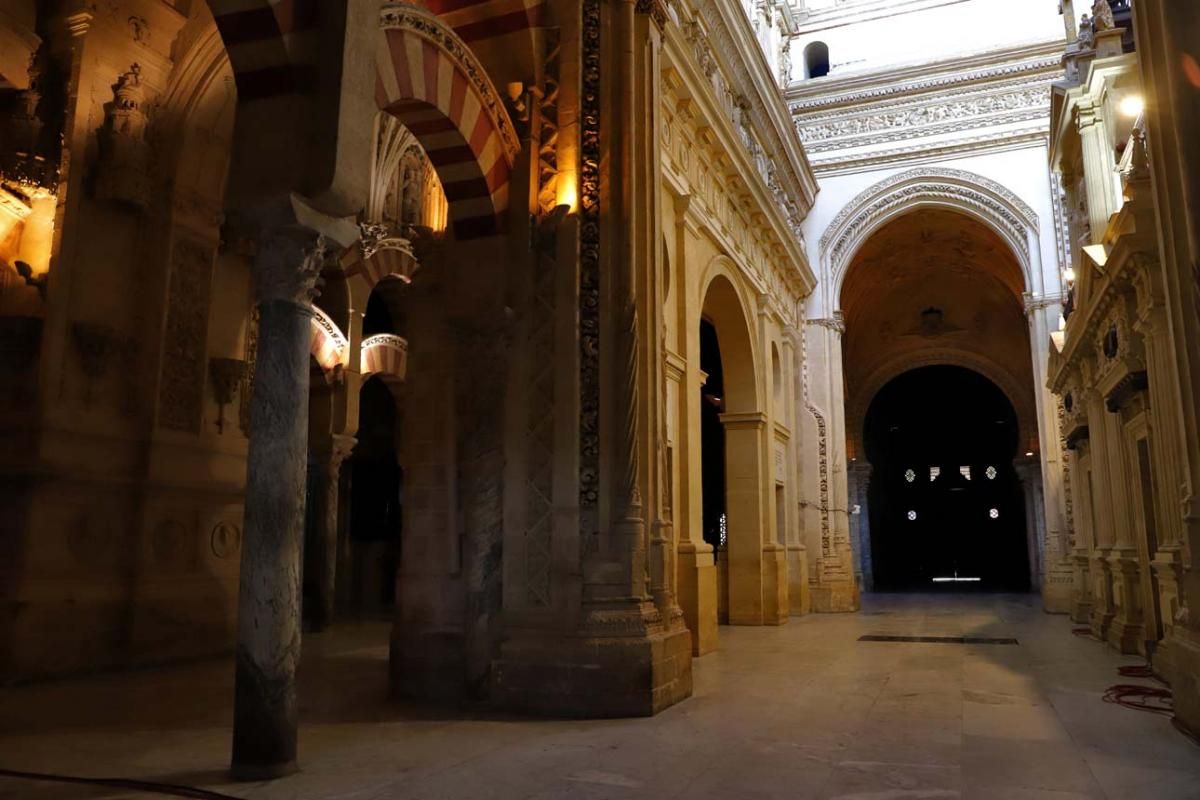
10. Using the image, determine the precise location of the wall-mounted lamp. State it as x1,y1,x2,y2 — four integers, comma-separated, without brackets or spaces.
1063,266,1076,284
1118,95,1144,118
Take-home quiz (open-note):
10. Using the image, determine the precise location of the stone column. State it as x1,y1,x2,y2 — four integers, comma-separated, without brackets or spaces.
307,434,356,632
231,228,324,780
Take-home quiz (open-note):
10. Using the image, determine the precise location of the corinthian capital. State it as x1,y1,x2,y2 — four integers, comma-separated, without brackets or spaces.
253,228,326,305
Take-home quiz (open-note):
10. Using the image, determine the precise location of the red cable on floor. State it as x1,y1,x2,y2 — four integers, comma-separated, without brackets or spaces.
0,767,244,799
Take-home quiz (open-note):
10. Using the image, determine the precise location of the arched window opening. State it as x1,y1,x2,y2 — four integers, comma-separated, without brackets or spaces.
804,41,830,79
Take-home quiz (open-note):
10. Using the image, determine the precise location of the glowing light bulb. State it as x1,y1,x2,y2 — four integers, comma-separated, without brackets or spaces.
1063,267,1076,283
1119,95,1144,117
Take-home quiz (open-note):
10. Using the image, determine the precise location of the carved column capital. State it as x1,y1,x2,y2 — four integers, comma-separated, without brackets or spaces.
635,0,669,31
253,228,326,306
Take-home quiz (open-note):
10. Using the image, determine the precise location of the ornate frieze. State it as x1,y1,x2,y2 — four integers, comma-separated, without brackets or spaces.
788,51,1061,113
797,87,1051,152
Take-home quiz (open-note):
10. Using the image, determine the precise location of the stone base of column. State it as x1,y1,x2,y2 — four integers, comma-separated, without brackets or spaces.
811,581,860,613
1157,626,1200,736
1042,562,1074,614
1106,618,1144,654
811,556,860,612
1108,552,1145,654
788,544,810,615
491,611,693,717
677,543,718,655
762,545,789,625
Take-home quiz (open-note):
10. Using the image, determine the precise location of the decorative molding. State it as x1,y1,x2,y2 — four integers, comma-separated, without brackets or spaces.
809,127,1049,174
797,87,1051,152
787,47,1062,112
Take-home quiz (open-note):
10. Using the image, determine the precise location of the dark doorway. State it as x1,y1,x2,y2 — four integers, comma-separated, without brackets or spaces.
864,365,1030,591
700,318,726,554
343,291,403,618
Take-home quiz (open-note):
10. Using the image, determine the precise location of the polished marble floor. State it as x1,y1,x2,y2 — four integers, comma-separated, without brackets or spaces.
3,594,1199,799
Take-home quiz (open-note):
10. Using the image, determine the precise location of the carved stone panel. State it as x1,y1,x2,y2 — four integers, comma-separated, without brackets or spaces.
158,239,213,432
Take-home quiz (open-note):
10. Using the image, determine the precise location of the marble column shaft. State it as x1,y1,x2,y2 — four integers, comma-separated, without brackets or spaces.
232,229,324,780
308,435,356,632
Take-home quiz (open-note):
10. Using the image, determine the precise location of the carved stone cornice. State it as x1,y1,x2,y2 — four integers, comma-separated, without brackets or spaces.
787,41,1063,112
809,127,1049,175
805,315,845,335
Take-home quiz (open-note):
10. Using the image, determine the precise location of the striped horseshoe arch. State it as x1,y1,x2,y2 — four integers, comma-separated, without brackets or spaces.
208,0,320,101
377,4,520,239
310,307,349,371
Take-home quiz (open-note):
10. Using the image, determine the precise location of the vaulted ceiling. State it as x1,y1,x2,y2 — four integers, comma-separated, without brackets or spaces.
840,208,1038,458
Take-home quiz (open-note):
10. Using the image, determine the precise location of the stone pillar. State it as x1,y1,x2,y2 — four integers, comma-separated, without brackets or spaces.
804,317,859,612
454,321,509,698
491,0,691,718
231,228,325,780
306,434,356,632
848,463,873,591
1132,0,1200,735
721,411,771,625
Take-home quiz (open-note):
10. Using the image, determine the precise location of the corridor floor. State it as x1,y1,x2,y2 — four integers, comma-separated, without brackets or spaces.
3,594,1200,799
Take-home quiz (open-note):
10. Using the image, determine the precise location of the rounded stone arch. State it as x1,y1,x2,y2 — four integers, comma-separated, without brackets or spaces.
847,350,1039,461
821,168,1041,303
375,4,520,239
698,258,761,413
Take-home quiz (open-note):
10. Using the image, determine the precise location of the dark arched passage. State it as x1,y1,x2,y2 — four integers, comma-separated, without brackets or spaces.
864,365,1030,591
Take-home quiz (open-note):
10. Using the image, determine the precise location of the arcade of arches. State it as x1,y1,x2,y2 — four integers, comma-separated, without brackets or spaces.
1,0,1199,791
